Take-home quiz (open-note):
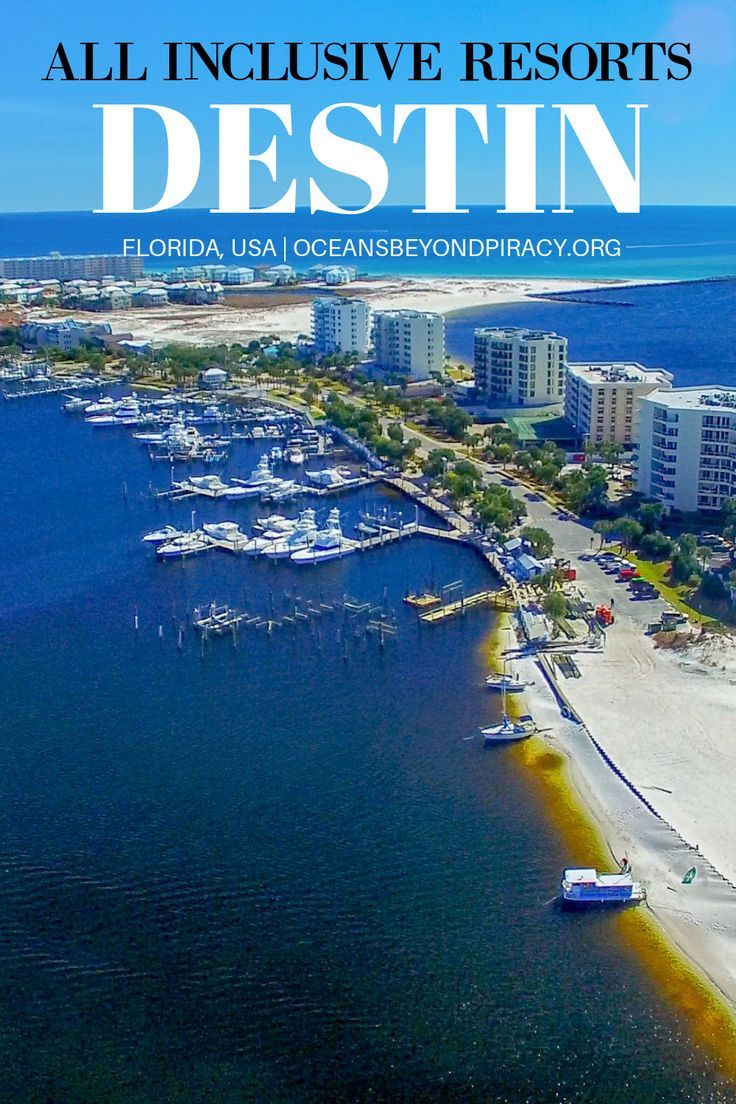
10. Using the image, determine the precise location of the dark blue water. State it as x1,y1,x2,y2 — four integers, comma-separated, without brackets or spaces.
1,205,735,279
1,395,735,1101
447,279,736,386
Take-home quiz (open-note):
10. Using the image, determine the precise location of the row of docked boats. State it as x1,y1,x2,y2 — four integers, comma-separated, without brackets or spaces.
142,506,359,563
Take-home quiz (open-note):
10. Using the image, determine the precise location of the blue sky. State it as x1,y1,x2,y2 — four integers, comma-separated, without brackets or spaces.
0,0,734,211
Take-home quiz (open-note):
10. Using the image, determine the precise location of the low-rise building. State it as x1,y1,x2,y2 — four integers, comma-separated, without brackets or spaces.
636,387,736,513
474,327,567,406
565,361,673,447
372,309,444,381
19,318,112,351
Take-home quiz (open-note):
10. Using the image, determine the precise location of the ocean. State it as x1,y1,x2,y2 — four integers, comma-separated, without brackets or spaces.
0,205,735,280
446,278,736,386
0,392,735,1102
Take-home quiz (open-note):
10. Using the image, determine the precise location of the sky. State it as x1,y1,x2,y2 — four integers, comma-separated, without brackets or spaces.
0,0,734,212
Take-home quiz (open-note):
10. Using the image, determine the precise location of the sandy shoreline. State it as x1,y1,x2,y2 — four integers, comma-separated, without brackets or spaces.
55,276,634,348
496,552,736,1028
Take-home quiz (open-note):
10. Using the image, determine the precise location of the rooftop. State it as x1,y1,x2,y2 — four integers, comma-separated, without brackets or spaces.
641,386,736,413
474,326,566,342
567,361,673,386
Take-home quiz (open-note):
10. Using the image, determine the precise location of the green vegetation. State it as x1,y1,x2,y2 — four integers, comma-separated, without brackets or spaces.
520,526,555,559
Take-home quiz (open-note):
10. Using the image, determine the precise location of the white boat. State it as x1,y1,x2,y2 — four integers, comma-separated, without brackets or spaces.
251,426,265,439
561,867,646,907
202,521,243,542
156,531,212,559
481,715,536,744
480,658,535,743
231,455,286,497
285,446,305,465
142,524,184,544
62,395,90,412
188,474,228,492
290,509,357,564
254,514,296,537
84,396,115,416
262,510,318,558
304,467,345,488
485,672,531,693
270,446,283,462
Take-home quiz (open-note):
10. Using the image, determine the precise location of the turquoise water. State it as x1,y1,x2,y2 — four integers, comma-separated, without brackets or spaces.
0,395,735,1101
0,205,735,279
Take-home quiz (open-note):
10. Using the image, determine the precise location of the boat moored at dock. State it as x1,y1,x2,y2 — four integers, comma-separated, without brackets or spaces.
290,508,357,564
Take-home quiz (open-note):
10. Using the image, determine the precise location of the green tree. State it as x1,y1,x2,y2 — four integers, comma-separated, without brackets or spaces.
520,526,554,558
543,591,568,622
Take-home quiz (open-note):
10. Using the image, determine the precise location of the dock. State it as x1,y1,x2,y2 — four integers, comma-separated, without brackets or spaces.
419,587,515,623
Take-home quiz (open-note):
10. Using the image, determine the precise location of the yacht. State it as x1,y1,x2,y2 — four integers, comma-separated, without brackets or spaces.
304,467,345,488
84,396,116,416
62,396,90,412
142,524,184,544
262,510,318,559
290,509,357,564
253,514,296,537
156,531,212,559
251,426,265,439
202,521,243,542
561,867,646,907
231,455,285,497
285,445,305,465
87,397,142,426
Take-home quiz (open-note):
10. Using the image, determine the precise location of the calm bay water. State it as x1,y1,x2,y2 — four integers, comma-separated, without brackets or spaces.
0,205,735,279
446,278,736,385
0,396,735,1102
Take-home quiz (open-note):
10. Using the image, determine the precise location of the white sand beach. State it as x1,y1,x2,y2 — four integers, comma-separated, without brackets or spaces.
502,499,736,1008
73,276,625,348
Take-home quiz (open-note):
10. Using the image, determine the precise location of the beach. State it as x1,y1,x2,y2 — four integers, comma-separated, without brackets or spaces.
56,276,627,348
501,497,736,1017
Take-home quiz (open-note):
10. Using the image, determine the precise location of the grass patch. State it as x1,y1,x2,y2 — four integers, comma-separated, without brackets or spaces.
621,552,720,628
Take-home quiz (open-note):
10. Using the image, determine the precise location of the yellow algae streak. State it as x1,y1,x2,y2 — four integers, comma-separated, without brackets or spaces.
479,612,736,1078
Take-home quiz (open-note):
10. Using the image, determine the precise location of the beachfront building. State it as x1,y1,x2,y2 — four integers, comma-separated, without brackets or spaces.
311,297,371,357
474,327,567,407
0,254,143,280
636,387,736,512
200,367,229,389
19,318,112,351
264,264,297,285
565,362,673,447
372,309,444,381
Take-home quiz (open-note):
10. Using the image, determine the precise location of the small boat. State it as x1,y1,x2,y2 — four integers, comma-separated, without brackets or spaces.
481,715,536,744
142,524,184,544
156,531,212,559
485,672,532,693
480,658,535,743
285,446,305,465
560,867,646,907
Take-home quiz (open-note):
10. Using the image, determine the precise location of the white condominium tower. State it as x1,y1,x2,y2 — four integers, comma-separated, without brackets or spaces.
311,297,371,356
372,309,445,381
565,362,673,447
474,327,567,406
636,387,736,512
